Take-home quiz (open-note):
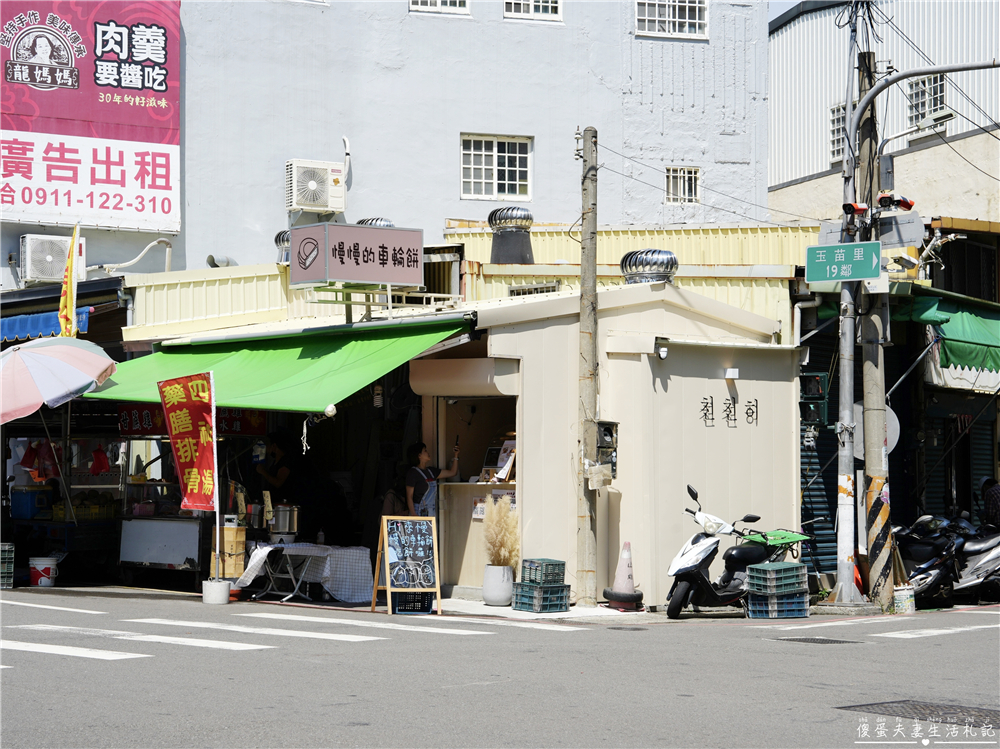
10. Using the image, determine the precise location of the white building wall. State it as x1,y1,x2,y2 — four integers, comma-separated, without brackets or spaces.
3,0,770,282
769,0,1000,189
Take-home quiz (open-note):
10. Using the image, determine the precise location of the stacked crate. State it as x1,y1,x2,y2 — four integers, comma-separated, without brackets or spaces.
513,558,569,613
1,544,13,590
746,562,809,619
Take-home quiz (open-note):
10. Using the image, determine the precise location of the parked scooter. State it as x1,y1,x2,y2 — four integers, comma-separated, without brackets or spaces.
893,516,960,608
665,485,811,619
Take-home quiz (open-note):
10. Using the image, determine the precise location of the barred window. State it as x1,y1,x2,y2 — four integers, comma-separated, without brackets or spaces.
636,1,707,38
461,136,532,200
505,0,560,19
831,103,847,162
410,0,468,14
908,74,946,128
664,167,700,203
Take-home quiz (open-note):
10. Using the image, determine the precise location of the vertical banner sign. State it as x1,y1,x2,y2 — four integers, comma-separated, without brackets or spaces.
157,372,217,512
1,1,181,232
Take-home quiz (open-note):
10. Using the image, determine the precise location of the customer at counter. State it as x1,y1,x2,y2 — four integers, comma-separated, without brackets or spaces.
405,441,460,517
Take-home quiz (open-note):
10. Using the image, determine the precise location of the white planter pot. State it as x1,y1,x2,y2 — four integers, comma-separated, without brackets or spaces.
202,579,231,605
483,565,514,606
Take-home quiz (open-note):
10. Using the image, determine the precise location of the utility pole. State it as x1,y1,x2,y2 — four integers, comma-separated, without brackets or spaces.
856,50,894,612
577,126,599,607
830,8,865,605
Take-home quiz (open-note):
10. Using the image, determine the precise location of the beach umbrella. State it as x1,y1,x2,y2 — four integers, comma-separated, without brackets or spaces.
0,337,117,424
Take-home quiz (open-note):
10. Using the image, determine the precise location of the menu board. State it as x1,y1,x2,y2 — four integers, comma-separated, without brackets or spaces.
370,516,442,616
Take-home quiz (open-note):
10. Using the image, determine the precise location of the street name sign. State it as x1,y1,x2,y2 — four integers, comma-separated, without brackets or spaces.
805,241,881,284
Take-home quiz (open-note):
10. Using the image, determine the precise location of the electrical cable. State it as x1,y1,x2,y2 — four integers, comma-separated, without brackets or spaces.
930,126,1000,182
596,143,828,223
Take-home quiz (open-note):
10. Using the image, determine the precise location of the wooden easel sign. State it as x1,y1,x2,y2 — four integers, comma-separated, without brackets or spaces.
371,516,443,616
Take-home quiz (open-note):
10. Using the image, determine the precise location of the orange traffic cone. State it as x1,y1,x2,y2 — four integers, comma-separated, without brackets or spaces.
603,541,644,610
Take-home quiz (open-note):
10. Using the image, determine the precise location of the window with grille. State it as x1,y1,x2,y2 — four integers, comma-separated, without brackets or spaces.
636,1,707,38
830,103,847,162
461,136,532,200
410,0,468,14
664,167,700,203
505,0,560,20
509,282,561,297
908,74,946,128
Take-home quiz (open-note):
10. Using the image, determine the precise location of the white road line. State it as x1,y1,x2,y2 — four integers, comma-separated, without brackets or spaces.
873,623,1000,639
9,625,275,651
0,640,150,660
236,612,493,636
126,618,385,642
419,615,587,632
0,665,11,669
751,617,923,631
0,600,106,615
958,609,1000,615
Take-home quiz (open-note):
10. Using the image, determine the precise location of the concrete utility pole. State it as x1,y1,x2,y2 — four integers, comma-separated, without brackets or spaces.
856,51,893,612
577,126,599,607
830,9,865,605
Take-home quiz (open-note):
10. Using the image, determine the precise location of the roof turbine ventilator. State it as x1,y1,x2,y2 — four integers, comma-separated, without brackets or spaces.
620,248,678,285
355,218,395,228
488,206,534,264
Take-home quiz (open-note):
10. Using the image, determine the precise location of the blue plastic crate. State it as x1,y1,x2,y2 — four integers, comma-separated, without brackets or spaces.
747,562,808,595
512,582,570,613
521,559,566,585
747,592,810,619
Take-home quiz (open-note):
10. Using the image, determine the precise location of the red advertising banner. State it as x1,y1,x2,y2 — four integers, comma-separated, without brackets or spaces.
1,1,181,232
118,403,266,438
157,372,216,513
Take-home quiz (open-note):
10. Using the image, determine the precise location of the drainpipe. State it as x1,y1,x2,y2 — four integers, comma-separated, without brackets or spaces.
794,296,823,348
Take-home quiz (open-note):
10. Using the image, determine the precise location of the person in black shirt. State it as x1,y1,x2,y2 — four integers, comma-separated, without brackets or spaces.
405,441,460,517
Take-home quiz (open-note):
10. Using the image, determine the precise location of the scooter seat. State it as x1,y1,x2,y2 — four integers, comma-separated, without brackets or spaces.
898,535,949,563
723,543,771,567
963,534,1000,555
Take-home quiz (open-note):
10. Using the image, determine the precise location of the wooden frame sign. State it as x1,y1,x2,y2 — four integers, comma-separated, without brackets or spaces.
371,516,442,616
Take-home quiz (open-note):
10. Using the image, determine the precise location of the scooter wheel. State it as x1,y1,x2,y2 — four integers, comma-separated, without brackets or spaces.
667,581,691,619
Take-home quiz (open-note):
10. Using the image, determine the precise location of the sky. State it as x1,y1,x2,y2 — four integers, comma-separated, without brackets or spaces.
769,1,799,22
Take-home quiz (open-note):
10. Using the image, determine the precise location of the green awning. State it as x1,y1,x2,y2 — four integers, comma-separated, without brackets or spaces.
84,320,464,412
894,294,1000,373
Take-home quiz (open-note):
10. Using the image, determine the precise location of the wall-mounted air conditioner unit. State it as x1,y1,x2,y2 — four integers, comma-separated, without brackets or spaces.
19,234,86,285
285,159,346,214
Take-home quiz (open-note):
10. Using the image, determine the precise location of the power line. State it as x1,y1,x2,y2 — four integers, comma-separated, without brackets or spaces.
597,143,828,223
930,127,1000,182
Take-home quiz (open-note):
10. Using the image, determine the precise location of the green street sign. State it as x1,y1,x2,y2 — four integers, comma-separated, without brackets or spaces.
805,241,881,284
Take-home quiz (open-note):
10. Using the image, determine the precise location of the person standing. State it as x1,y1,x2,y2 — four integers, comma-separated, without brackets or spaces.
405,441,459,517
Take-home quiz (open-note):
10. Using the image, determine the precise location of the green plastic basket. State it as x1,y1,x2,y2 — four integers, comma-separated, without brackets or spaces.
521,559,566,585
512,582,570,613
747,562,808,595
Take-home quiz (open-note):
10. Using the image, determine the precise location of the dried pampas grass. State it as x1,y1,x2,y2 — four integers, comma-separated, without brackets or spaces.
484,494,520,578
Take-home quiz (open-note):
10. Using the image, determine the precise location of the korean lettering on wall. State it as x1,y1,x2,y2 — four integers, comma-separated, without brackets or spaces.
699,396,759,428
157,372,216,512
1,1,181,232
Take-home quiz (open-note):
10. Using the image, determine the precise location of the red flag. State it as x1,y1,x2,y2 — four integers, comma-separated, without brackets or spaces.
157,372,217,512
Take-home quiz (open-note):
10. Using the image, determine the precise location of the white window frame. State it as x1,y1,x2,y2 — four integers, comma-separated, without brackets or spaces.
461,135,533,201
830,102,847,163
635,1,708,40
504,0,561,21
908,74,946,129
664,166,700,204
409,0,469,15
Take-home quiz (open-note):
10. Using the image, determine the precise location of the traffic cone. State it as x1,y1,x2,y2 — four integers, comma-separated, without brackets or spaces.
602,541,644,610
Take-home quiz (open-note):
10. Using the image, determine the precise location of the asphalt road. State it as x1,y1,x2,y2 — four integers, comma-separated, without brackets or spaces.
1,587,998,749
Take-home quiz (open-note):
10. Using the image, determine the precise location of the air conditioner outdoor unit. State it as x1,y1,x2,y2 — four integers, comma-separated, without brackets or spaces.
285,159,346,214
19,234,86,285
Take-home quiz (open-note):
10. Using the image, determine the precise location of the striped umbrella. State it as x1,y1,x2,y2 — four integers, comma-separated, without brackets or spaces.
0,337,117,424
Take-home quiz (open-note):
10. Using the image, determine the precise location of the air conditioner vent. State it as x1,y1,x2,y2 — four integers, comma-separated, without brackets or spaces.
285,159,346,214
19,234,86,285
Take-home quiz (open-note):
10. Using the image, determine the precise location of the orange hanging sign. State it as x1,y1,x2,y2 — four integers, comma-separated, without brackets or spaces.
157,371,217,512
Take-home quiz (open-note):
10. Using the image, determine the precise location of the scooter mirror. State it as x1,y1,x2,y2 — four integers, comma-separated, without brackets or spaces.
687,485,698,501
742,514,761,523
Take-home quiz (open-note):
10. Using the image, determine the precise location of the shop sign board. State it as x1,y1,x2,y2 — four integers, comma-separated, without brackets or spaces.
805,241,881,284
118,403,266,437
288,223,424,288
157,371,216,512
371,516,442,616
0,1,181,232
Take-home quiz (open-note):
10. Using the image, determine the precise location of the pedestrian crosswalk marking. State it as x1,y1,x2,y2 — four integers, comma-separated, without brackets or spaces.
236,612,494,635
126,618,384,642
0,640,150,660
751,617,925,631
9,624,275,651
872,623,1000,639
427,615,587,632
0,600,106,615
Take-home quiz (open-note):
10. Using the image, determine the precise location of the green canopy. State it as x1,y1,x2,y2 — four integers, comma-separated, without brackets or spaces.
84,320,464,412
894,294,1000,373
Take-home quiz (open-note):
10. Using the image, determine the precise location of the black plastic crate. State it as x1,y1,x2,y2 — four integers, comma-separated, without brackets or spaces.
521,558,566,585
512,582,570,613
392,591,435,614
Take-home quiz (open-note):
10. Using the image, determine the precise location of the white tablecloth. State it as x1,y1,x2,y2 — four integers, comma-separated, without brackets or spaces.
235,543,373,603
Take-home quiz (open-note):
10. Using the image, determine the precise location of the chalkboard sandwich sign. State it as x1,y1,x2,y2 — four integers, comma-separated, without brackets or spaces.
371,516,443,616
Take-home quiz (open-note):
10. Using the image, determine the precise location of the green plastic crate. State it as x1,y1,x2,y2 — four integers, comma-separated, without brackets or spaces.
747,592,810,619
521,559,566,585
747,562,808,595
512,582,570,613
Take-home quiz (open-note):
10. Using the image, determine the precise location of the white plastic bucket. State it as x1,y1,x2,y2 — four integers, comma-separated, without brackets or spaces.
893,584,915,614
29,557,59,587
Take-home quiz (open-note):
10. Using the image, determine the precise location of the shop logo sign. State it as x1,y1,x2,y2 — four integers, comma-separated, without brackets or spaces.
297,237,320,271
6,24,80,91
